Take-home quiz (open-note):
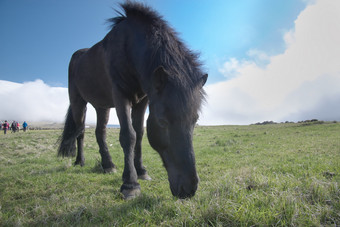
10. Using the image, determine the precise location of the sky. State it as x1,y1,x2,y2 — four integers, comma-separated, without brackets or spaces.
1,0,340,125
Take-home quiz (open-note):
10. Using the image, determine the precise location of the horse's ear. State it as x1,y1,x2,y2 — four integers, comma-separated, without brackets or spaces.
200,74,208,87
153,66,168,93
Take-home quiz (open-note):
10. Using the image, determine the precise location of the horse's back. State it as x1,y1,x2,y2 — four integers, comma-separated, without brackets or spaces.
71,48,89,60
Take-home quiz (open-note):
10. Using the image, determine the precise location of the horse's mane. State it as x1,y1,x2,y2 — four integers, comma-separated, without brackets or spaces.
108,2,206,113
108,2,162,26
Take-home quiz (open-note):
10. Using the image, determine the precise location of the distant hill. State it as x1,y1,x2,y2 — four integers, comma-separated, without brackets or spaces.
26,122,65,130
24,122,119,130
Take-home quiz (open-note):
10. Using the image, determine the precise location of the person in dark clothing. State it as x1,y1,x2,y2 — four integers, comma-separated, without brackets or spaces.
2,120,9,134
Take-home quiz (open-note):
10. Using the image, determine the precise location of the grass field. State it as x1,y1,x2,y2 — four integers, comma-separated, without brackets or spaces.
0,122,339,226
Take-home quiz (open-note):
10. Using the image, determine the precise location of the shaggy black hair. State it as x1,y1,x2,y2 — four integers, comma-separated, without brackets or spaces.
108,2,207,114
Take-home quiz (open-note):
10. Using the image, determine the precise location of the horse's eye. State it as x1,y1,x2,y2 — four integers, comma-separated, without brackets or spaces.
158,118,169,128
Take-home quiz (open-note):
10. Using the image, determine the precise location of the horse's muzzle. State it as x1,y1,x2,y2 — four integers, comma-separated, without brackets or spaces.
169,174,199,199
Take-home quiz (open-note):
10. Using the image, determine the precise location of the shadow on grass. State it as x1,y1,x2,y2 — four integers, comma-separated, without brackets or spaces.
30,158,119,176
26,194,163,226
29,165,73,175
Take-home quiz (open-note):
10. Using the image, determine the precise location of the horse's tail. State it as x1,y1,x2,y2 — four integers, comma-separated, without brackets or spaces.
57,106,79,157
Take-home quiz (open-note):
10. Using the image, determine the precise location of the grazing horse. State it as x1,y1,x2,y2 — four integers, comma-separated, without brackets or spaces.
58,2,207,199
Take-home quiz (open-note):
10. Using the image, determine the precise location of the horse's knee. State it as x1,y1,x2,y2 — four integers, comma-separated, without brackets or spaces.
119,129,136,150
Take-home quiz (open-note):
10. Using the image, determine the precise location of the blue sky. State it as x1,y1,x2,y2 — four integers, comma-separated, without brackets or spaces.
1,0,340,125
0,0,306,86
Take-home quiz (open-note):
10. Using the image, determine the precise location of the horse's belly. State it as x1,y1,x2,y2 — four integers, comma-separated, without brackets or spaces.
76,75,115,109
84,91,115,109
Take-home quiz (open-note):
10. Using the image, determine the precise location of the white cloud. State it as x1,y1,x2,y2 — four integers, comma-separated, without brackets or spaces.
0,79,120,125
0,80,68,122
199,0,340,125
219,58,255,78
246,49,270,67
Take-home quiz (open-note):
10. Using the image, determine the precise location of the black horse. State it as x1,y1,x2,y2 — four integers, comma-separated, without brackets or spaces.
58,2,207,199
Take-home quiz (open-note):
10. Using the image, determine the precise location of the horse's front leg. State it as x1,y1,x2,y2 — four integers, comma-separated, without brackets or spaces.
95,108,116,173
132,97,151,180
115,100,140,199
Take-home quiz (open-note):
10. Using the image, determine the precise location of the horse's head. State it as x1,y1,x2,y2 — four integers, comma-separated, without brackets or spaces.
147,66,207,198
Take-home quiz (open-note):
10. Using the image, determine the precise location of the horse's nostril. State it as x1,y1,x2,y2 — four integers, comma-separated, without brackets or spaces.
175,183,197,199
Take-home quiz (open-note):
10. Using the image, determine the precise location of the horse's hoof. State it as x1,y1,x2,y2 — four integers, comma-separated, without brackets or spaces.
74,161,85,167
121,188,141,200
103,167,117,174
138,174,152,181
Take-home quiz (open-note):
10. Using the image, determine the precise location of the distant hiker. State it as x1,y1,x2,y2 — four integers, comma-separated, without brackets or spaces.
2,120,9,134
23,121,28,132
11,121,17,133
17,122,20,132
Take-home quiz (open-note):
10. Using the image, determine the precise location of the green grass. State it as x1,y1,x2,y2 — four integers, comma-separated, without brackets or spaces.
0,122,339,226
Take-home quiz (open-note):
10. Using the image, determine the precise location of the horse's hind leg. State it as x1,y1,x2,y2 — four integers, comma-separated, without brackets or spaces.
132,97,151,180
95,107,116,173
75,128,85,166
72,101,87,166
